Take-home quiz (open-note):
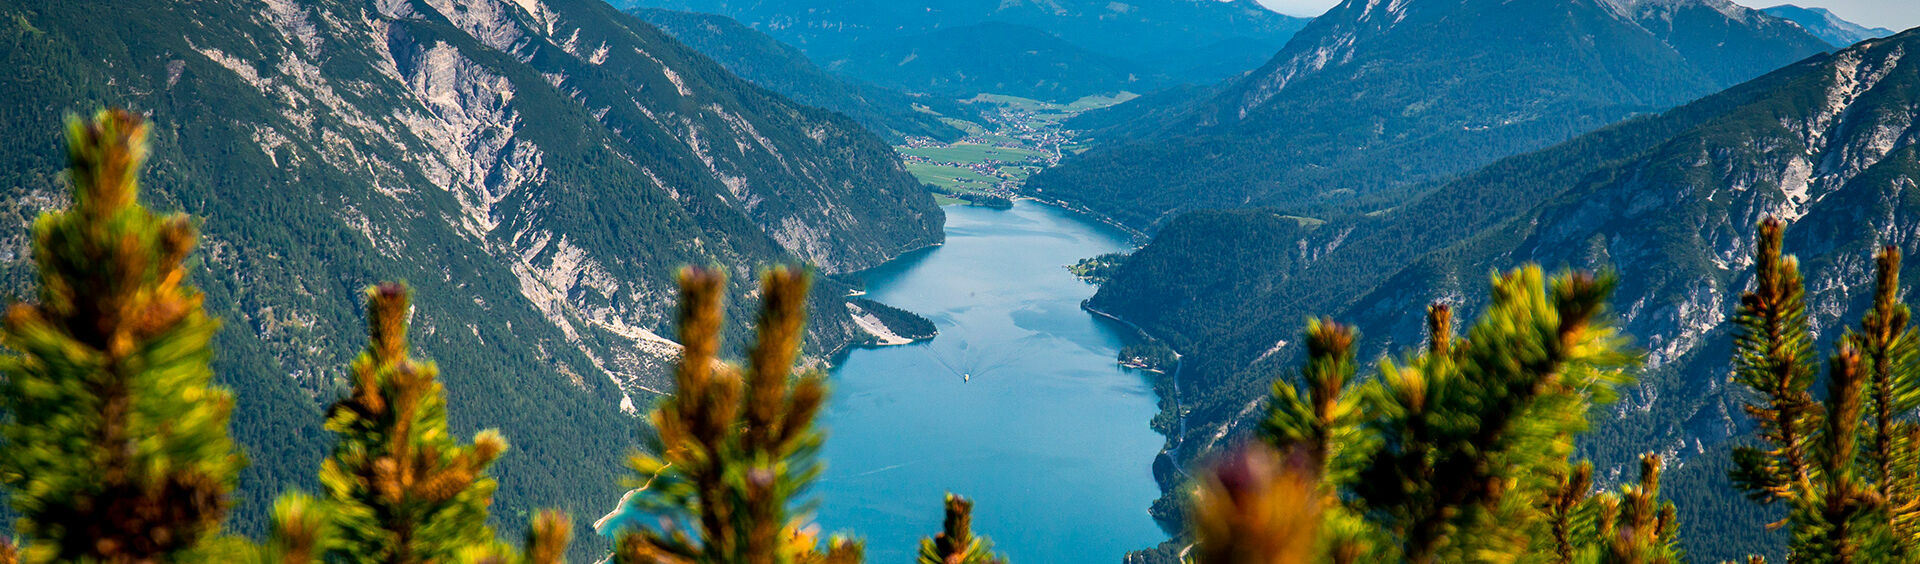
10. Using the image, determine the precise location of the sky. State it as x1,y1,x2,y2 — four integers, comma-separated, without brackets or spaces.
1251,0,1920,33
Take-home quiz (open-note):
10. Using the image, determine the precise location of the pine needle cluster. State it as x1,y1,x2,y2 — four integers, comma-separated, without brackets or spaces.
1188,444,1327,564
917,494,1007,564
602,266,861,564
1594,454,1682,563
1196,266,1651,563
262,283,573,564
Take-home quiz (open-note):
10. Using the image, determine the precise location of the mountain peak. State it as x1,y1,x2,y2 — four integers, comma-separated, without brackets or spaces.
1599,0,1753,19
1028,0,1831,229
1762,3,1898,47
1221,0,1819,124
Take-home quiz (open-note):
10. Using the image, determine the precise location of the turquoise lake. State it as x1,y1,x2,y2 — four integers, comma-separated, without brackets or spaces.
814,201,1169,562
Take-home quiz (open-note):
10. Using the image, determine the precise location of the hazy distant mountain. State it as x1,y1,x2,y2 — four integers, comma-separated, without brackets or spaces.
1029,0,1832,229
831,22,1160,103
1131,35,1299,84
615,0,1308,97
630,7,965,140
1608,0,1839,86
0,0,941,548
1764,4,1898,47
1098,27,1920,562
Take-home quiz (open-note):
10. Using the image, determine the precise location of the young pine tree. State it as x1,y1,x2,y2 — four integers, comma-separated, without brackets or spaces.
1260,319,1369,486
605,266,861,564
1593,454,1683,564
1845,246,1920,549
312,283,517,563
261,492,330,564
1728,218,1822,509
1238,267,1638,563
0,109,244,562
1728,218,1916,562
917,494,1006,564
1258,319,1375,562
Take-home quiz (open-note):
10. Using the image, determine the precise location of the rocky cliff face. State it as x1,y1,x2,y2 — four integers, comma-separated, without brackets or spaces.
0,0,941,541
1094,28,1919,559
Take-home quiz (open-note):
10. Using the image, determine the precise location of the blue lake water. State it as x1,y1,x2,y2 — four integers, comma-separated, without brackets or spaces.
814,201,1168,562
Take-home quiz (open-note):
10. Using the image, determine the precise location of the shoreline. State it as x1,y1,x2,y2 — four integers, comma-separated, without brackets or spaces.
1021,196,1150,243
1083,304,1191,482
818,239,947,362
845,301,920,346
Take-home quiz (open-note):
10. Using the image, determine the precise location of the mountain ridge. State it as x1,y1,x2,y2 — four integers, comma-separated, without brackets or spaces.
628,7,967,140
1096,27,1920,561
618,0,1309,94
0,0,941,548
1027,0,1833,230
829,21,1159,103
1763,4,1899,47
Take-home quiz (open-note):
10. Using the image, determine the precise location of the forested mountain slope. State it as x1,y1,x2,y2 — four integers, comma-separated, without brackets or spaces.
618,0,1308,92
1029,0,1833,230
1096,28,1920,561
629,7,964,141
0,0,940,545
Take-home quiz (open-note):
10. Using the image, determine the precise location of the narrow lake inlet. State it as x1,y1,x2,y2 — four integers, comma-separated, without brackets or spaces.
816,201,1169,563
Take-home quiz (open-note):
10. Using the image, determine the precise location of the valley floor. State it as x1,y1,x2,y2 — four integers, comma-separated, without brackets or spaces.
896,93,1135,204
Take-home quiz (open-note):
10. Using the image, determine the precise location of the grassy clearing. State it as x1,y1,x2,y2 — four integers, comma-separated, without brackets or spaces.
967,92,1139,113
1280,215,1327,227
938,117,990,136
900,143,1046,164
1064,92,1138,111
967,93,1052,110
905,162,998,190
999,166,1038,180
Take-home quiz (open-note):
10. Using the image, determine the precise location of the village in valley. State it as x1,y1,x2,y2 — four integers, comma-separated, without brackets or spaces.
895,93,1134,206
